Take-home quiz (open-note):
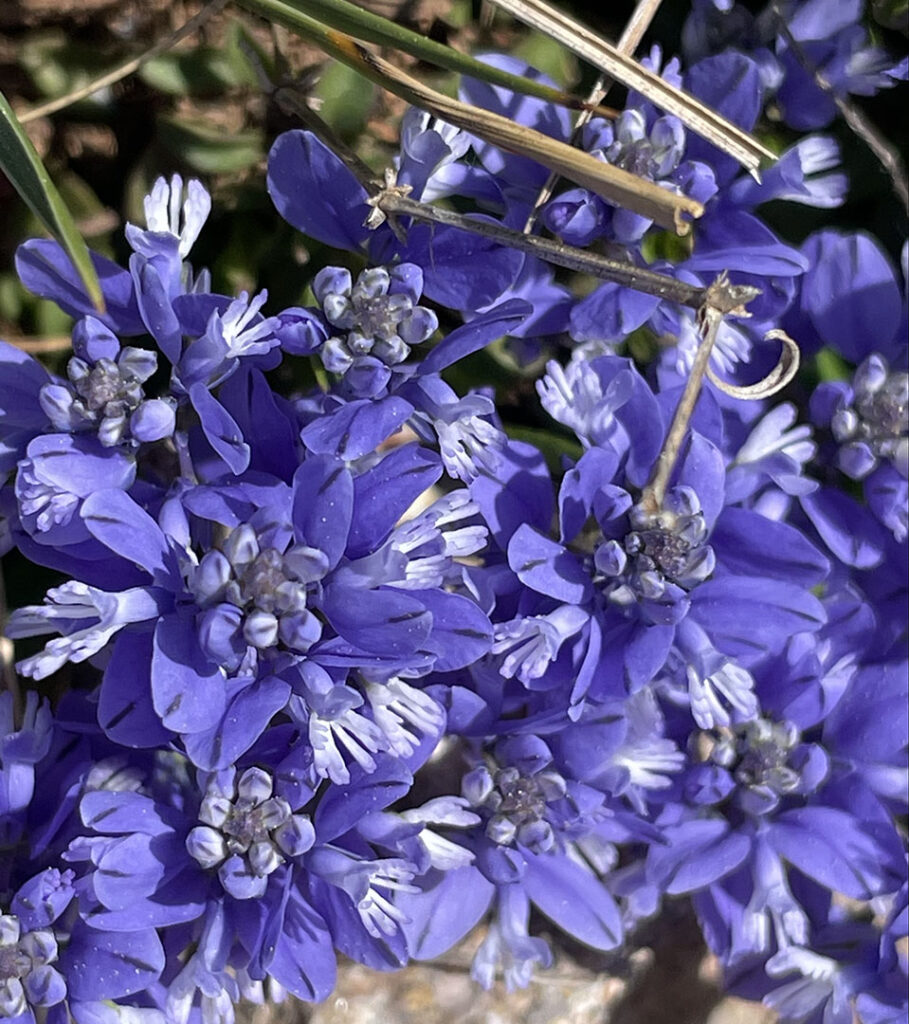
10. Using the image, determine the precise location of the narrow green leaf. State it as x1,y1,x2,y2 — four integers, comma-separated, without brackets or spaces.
0,89,104,311
237,0,599,112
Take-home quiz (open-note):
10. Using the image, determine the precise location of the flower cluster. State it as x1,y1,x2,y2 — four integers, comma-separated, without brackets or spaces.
0,3,906,1022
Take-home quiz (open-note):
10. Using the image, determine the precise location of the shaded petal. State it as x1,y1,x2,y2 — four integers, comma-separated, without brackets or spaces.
508,524,591,604
400,866,494,960
559,447,620,544
320,585,431,656
266,888,337,1001
151,614,225,734
62,922,165,1001
314,763,413,843
81,490,170,578
686,211,809,276
800,231,902,362
15,240,144,335
301,396,413,461
800,488,887,569
92,833,173,909
684,52,763,185
80,792,176,836
712,508,830,585
824,660,908,767
189,383,250,476
131,256,182,363
648,817,751,894
348,445,442,558
523,852,622,950
394,223,523,310
218,367,298,479
674,431,726,529
292,455,353,568
471,440,554,550
414,589,493,671
0,340,50,432
690,577,825,658
182,675,292,771
769,806,899,898
99,630,174,748
418,299,530,375
570,280,660,344
267,131,371,251
80,868,205,930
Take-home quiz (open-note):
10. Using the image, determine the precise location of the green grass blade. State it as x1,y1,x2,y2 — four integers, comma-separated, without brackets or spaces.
238,0,594,110
0,89,104,312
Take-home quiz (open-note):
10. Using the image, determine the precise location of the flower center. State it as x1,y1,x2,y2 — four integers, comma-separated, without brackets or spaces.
494,769,548,825
191,525,327,658
711,719,801,796
831,356,909,476
856,384,908,443
353,293,409,341
236,548,289,613
221,794,288,855
462,761,568,853
0,942,30,983
72,359,141,414
627,523,697,583
186,767,314,899
314,264,438,384
594,491,715,615
0,916,58,1019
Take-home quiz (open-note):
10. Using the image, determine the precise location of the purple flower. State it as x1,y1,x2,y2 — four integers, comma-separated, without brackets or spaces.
8,444,490,770
482,398,827,721
395,731,625,987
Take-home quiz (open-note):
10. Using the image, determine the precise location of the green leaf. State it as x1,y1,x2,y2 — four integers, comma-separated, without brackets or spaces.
0,272,25,323
158,116,264,174
19,31,111,104
0,89,104,311
815,348,851,382
314,61,373,141
140,23,259,96
237,0,595,111
34,297,74,337
140,48,247,96
513,32,578,88
872,0,909,30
